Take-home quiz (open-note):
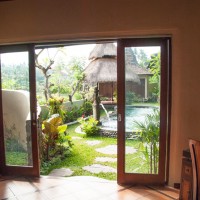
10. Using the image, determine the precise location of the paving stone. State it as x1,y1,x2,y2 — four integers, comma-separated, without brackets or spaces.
75,126,85,134
96,145,136,155
72,136,82,140
85,140,102,146
83,164,117,174
49,168,74,177
95,157,117,163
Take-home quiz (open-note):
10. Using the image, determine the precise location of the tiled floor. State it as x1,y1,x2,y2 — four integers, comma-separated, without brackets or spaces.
0,175,179,200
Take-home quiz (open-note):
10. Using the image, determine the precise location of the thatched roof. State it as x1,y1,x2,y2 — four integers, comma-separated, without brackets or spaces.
125,48,139,66
89,43,116,60
132,65,152,75
84,58,140,85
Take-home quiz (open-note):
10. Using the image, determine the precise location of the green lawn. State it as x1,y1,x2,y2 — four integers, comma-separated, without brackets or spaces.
4,127,152,179
6,152,28,166
41,123,118,180
5,104,156,179
40,122,151,180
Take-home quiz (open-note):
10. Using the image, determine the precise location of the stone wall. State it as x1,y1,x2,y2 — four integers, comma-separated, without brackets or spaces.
62,99,85,110
2,90,30,150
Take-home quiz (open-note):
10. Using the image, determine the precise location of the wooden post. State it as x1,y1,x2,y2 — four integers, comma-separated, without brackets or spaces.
93,86,100,122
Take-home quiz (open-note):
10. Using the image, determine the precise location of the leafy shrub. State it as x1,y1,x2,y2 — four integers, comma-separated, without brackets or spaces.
40,106,49,121
149,86,159,102
64,106,82,123
78,117,100,137
6,138,25,152
48,97,65,120
81,101,93,116
74,93,82,100
125,91,141,104
63,101,92,123
41,115,73,161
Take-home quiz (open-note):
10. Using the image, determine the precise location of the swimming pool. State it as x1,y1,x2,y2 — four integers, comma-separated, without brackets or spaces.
101,106,158,132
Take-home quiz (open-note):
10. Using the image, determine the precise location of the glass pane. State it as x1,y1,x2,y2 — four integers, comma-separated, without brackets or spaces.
125,46,160,174
1,52,33,166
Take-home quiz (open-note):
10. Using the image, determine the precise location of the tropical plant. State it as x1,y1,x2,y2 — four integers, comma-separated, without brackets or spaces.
134,108,160,174
41,115,72,161
48,97,65,120
148,53,160,81
78,116,100,137
148,53,160,101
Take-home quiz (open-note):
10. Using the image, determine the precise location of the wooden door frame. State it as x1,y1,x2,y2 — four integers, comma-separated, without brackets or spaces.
0,44,40,177
117,38,171,185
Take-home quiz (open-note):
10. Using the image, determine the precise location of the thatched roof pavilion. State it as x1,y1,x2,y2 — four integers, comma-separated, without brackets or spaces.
84,58,140,84
88,43,116,60
84,43,140,85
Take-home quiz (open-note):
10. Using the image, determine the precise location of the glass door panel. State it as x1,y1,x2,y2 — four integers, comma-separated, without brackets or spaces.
117,38,170,185
1,52,33,166
124,46,160,174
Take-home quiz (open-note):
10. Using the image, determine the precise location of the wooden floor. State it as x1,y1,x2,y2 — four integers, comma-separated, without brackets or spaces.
0,176,179,200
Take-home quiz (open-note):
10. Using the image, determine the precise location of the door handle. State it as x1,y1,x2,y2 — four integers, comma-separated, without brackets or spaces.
118,114,122,122
32,112,36,125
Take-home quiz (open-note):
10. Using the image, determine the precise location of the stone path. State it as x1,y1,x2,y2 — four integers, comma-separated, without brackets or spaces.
72,136,82,140
48,143,136,177
85,140,102,146
49,168,74,177
75,126,85,134
83,164,117,174
95,157,117,163
96,144,136,155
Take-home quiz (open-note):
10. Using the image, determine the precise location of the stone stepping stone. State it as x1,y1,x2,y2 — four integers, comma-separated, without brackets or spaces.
72,136,82,140
49,168,74,177
96,145,136,155
95,157,117,163
75,126,85,134
85,140,102,146
83,164,116,174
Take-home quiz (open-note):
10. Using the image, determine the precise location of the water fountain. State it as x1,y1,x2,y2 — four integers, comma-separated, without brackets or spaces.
100,106,157,138
100,103,110,120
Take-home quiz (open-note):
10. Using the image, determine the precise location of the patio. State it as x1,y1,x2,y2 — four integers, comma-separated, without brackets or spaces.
0,175,179,200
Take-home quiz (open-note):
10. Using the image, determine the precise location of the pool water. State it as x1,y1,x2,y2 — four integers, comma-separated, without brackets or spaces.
101,106,158,132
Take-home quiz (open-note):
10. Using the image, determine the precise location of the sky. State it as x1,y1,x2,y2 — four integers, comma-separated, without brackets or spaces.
63,43,160,59
0,43,160,66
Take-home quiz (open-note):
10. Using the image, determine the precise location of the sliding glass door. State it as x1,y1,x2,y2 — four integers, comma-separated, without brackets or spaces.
117,38,171,185
0,45,39,176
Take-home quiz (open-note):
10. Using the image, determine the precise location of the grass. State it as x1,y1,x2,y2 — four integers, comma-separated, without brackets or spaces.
40,121,153,180
41,123,118,180
5,104,156,179
6,152,28,166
